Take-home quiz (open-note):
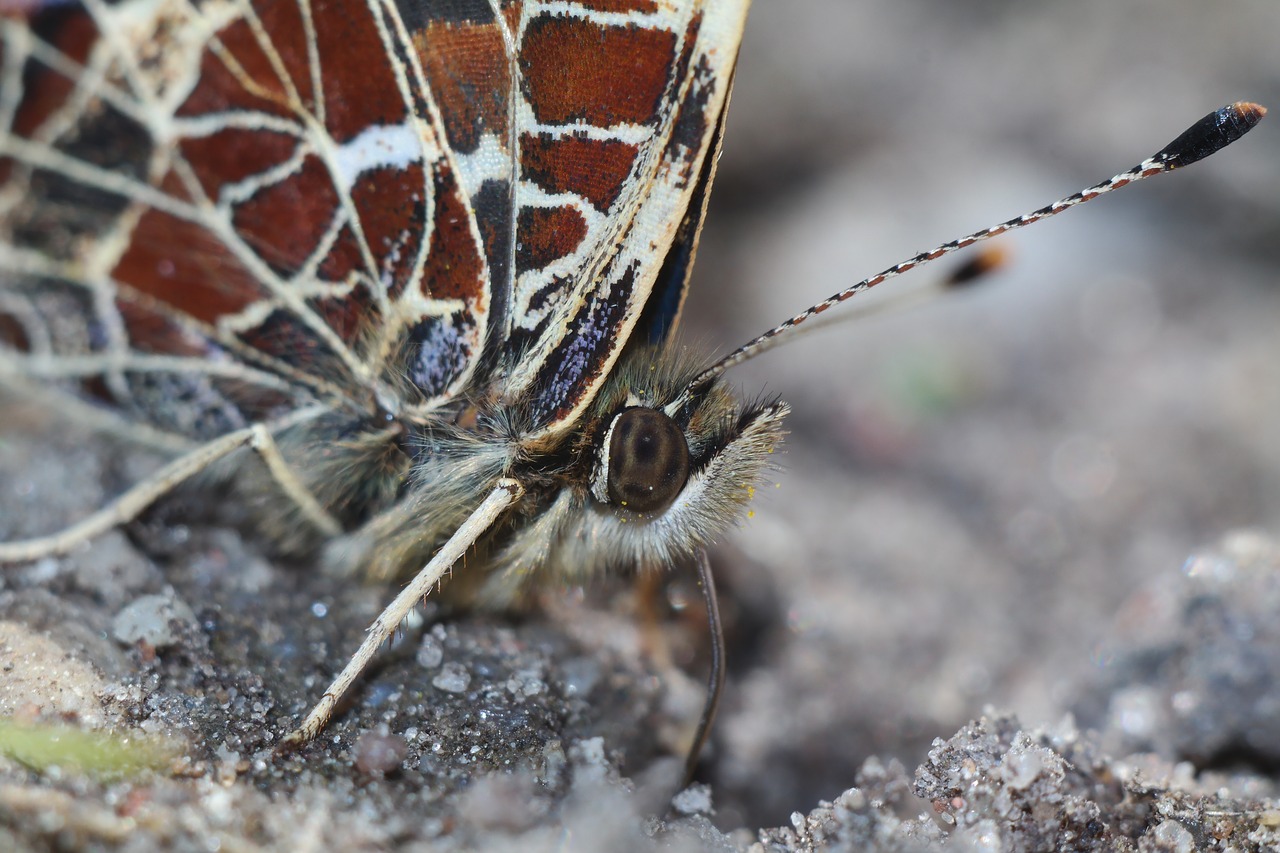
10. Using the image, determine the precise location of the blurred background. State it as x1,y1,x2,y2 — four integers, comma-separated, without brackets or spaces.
680,0,1280,826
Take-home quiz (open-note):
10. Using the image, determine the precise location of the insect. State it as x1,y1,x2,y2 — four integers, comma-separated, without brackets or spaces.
0,0,1264,786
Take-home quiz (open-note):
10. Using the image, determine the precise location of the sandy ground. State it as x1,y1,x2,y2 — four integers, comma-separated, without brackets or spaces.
2,0,1280,849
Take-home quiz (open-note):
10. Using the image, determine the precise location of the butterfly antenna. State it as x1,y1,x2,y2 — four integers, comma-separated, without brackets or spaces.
686,101,1265,393
785,243,1015,336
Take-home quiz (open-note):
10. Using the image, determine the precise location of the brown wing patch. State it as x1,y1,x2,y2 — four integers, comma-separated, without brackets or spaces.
413,20,510,154
10,10,100,141
230,153,340,275
347,162,428,300
318,223,365,282
252,0,317,110
176,18,294,120
520,132,639,213
519,15,677,127
180,127,300,202
312,0,410,142
420,162,486,303
116,296,217,359
307,281,380,345
573,0,661,13
515,205,588,275
113,208,268,327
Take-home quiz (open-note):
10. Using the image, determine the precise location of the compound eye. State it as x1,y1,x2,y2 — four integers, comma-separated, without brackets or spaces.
606,408,690,513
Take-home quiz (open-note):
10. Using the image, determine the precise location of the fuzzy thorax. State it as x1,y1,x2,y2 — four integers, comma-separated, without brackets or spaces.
320,344,787,605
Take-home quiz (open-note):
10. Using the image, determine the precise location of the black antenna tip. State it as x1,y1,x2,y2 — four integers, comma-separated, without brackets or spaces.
1158,101,1267,170
946,244,1011,289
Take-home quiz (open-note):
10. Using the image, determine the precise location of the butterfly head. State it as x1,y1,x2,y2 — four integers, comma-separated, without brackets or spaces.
482,343,788,602
585,341,785,496
469,341,787,605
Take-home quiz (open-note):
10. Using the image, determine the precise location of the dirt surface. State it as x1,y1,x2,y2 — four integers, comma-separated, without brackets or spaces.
686,0,1280,831
2,0,1280,850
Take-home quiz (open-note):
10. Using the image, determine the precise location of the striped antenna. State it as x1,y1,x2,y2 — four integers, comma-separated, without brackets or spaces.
686,101,1265,393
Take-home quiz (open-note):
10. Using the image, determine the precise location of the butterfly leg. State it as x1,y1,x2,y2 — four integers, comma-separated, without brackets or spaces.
280,478,525,748
241,423,342,539
681,548,726,789
0,423,339,562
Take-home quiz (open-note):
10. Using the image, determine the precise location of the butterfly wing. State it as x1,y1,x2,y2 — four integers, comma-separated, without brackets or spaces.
489,0,750,435
1,0,749,444
0,0,497,438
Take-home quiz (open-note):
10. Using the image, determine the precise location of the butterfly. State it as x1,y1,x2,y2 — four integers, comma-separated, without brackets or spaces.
0,0,1263,784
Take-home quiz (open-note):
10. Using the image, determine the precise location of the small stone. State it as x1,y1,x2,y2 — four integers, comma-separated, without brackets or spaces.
506,668,546,700
353,726,407,777
416,634,444,669
670,783,714,817
1141,819,1195,853
111,593,196,648
432,662,471,693
999,740,1051,791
